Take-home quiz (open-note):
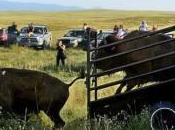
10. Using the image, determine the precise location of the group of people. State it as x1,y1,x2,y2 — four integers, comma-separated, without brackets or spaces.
112,21,158,40
56,21,159,67
7,22,36,34
6,21,159,67
6,22,38,45
139,20,158,32
113,24,128,39
8,22,35,35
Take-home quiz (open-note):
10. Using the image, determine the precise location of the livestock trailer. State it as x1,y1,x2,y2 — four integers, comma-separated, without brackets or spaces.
85,25,175,128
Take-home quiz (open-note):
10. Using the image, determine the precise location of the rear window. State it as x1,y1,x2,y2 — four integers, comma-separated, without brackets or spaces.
97,32,113,40
33,27,44,34
65,30,85,37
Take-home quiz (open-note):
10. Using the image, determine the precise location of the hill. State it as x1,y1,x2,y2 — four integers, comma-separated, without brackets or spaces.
0,0,81,11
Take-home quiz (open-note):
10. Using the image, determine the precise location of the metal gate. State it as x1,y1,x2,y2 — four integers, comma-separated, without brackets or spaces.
86,25,175,117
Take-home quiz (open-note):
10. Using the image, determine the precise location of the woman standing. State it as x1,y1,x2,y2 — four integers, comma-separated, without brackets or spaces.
139,20,148,32
56,41,66,66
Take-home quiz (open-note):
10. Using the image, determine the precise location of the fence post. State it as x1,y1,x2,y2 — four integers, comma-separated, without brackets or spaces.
94,31,98,100
86,28,91,118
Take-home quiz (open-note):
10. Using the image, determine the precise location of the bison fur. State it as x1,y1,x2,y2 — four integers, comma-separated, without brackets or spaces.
0,68,84,128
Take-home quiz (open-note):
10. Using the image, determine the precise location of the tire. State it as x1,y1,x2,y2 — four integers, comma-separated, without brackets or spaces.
150,101,175,130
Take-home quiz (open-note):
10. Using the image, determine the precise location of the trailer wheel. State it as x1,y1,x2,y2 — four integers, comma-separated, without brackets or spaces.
150,102,175,130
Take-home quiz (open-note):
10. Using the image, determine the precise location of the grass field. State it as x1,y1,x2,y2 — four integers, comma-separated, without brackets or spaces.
0,10,175,129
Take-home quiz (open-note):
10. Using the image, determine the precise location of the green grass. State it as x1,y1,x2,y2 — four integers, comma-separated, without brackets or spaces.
0,10,175,129
0,108,151,130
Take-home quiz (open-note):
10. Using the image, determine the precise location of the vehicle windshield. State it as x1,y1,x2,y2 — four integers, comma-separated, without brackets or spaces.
33,27,44,34
20,27,28,33
97,32,113,40
20,27,44,34
65,30,85,37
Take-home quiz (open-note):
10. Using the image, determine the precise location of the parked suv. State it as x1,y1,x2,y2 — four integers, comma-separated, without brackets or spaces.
58,28,97,49
18,25,52,49
90,30,114,47
58,29,85,47
0,28,8,46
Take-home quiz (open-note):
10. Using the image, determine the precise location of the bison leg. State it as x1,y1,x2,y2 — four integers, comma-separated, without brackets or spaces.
115,81,126,94
116,81,138,94
115,73,132,94
125,82,136,92
47,101,65,128
116,72,139,94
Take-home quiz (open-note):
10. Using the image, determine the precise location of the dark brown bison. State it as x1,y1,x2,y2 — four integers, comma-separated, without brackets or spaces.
0,68,84,127
95,30,175,93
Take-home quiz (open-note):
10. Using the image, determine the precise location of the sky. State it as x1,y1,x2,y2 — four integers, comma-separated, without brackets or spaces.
5,0,175,11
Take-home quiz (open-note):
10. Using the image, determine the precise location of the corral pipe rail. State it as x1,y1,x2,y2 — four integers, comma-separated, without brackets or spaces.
91,38,175,64
90,76,175,104
90,64,175,91
86,28,92,117
90,25,175,52
86,25,175,103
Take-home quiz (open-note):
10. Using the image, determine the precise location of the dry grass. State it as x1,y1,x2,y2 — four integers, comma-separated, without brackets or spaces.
0,10,174,129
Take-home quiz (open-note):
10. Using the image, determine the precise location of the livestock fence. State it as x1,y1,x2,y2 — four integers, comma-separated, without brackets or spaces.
85,25,175,117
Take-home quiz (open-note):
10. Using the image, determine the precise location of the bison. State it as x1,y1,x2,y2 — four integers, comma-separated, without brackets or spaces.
95,30,175,94
0,68,84,127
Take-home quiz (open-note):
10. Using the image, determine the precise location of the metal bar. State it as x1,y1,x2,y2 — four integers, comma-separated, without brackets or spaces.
90,64,175,91
91,50,175,77
94,31,98,100
90,77,175,103
86,29,91,117
91,39,175,63
90,25,175,52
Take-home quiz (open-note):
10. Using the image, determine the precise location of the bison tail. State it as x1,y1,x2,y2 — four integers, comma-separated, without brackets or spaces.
68,70,85,87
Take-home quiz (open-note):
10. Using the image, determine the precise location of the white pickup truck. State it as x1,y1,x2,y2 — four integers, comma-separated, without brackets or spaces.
18,25,52,49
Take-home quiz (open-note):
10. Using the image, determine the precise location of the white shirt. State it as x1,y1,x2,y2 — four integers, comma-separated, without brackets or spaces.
83,25,88,30
116,29,126,39
139,23,148,31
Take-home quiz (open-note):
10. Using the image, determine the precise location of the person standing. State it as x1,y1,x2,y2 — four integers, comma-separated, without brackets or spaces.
139,20,148,32
7,22,18,44
56,41,66,66
8,22,18,33
113,25,119,33
116,25,127,40
83,23,88,30
152,25,158,32
27,23,34,33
